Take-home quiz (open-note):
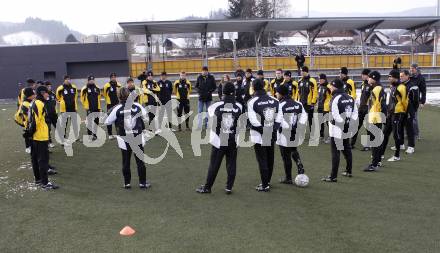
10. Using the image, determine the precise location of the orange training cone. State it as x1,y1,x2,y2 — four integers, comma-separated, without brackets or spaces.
120,226,136,236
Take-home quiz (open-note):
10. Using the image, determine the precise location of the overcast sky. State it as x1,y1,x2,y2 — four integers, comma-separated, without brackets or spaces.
0,0,437,35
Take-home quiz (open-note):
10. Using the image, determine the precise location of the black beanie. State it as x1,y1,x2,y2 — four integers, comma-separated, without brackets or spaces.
147,71,154,77
319,73,327,80
23,87,34,98
331,78,344,89
88,75,95,81
223,82,235,96
253,78,264,91
361,69,371,75
26,78,35,84
369,71,381,82
44,81,52,86
36,85,48,96
340,67,348,75
110,72,117,78
301,66,309,73
276,84,289,96
257,70,264,76
284,71,292,77
389,69,400,79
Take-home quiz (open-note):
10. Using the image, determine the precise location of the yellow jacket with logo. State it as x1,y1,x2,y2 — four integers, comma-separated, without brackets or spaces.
298,76,318,105
31,99,49,141
249,79,270,96
80,85,102,111
173,79,192,100
323,84,332,112
368,85,386,124
344,78,357,99
281,79,299,100
103,82,122,105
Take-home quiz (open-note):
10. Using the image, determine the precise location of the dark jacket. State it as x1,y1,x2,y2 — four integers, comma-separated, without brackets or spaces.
410,73,426,105
157,79,173,104
196,73,216,102
295,54,305,67
359,80,371,112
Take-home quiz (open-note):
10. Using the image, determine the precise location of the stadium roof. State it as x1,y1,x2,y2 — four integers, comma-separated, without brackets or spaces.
119,17,440,35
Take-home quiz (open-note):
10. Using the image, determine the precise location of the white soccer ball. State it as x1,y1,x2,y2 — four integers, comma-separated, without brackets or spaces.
295,174,309,187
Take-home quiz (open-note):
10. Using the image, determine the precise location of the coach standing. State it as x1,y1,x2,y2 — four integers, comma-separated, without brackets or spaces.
196,82,242,194
103,73,121,139
195,66,216,130
322,79,358,182
248,79,280,192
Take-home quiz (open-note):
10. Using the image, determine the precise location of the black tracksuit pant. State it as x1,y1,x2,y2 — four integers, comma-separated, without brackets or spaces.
351,108,370,147
279,146,303,180
158,99,172,128
380,113,405,158
86,110,100,137
47,113,58,143
121,144,146,185
254,143,275,187
405,114,415,148
57,112,79,141
371,123,383,167
205,146,237,190
107,104,117,135
31,140,49,185
304,105,314,132
330,137,352,179
177,99,190,128
317,109,328,138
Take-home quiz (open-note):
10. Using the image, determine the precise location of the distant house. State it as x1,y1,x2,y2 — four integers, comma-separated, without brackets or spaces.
163,37,220,57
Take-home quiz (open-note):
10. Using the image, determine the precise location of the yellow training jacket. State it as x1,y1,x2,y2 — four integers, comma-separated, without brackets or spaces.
323,84,332,112
394,83,408,113
298,77,318,105
368,85,386,124
173,79,192,100
31,100,49,141
345,79,357,99
249,79,270,96
281,80,299,100
103,82,122,105
80,85,102,111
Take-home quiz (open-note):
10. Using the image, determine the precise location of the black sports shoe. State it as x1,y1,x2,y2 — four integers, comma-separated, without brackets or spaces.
139,182,151,189
196,185,211,194
321,176,337,182
255,184,270,192
279,178,293,184
34,180,42,186
48,168,57,175
363,164,377,172
124,184,132,189
342,171,353,177
225,188,232,195
42,182,59,190
297,165,305,175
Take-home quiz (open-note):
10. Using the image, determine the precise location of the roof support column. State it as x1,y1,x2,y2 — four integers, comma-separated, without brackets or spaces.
359,31,368,68
255,22,268,70
410,31,415,64
357,20,383,69
306,21,326,68
201,29,208,68
432,28,438,66
145,31,153,72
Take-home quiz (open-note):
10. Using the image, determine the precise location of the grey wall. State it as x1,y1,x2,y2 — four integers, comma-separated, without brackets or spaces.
0,42,129,99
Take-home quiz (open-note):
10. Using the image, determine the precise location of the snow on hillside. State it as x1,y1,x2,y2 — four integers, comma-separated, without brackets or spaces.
2,31,49,46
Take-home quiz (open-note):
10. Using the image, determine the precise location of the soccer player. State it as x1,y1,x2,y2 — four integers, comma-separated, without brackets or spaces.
255,70,270,94
409,63,426,141
126,77,144,104
105,87,149,189
16,87,35,153
340,67,357,99
80,75,101,141
351,69,371,150
43,81,58,148
269,69,284,97
317,74,331,143
17,78,36,107
103,72,121,139
297,66,318,130
281,71,298,100
275,85,307,184
233,72,245,107
379,70,407,162
141,71,160,131
243,69,255,108
173,72,192,131
55,75,78,143
157,72,174,130
322,78,358,182
195,66,216,130
29,85,59,189
398,70,417,154
364,71,387,172
196,82,242,194
248,78,280,192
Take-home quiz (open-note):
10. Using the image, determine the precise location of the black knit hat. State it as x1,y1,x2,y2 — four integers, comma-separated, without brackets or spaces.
319,73,327,80
36,85,48,96
63,75,70,80
361,69,371,75
161,71,167,76
23,87,34,98
44,81,52,86
110,72,117,78
331,78,344,89
87,75,95,81
284,71,292,77
389,69,400,79
301,66,309,73
147,71,153,76
253,78,264,91
276,84,289,96
26,78,35,84
36,80,44,86
340,67,348,75
257,70,264,76
369,71,381,82
223,82,235,96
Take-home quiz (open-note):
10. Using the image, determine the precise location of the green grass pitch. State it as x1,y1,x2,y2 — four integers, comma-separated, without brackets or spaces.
0,100,439,253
